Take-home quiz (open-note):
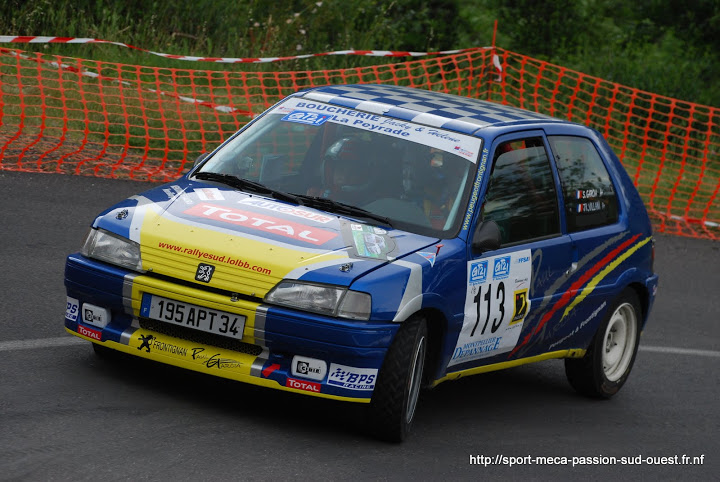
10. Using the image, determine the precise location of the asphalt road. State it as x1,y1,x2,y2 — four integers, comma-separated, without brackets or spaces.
1,170,718,481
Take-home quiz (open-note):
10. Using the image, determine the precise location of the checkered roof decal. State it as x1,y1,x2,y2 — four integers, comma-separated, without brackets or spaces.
301,84,557,135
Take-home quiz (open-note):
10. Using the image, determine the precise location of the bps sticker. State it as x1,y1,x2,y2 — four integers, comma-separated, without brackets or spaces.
327,364,378,391
66,297,80,322
281,111,330,126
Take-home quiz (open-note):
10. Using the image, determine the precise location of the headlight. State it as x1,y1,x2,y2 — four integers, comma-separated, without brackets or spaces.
81,228,143,272
264,280,371,321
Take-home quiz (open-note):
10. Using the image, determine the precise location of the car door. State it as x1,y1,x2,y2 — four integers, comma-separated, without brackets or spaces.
544,133,629,347
447,131,574,370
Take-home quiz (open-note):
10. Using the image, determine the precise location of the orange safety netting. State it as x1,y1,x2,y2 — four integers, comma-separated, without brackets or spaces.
0,46,718,240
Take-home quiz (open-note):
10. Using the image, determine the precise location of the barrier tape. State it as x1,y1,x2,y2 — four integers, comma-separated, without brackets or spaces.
0,36,483,64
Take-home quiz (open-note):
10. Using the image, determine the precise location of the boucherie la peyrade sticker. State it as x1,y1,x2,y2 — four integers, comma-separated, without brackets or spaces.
274,97,481,163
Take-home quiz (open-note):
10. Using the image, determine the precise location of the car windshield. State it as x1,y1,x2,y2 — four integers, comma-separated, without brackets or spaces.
195,96,482,237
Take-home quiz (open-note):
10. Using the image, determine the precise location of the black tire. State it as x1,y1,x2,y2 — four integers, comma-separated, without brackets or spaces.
368,316,428,442
92,342,121,360
565,288,642,398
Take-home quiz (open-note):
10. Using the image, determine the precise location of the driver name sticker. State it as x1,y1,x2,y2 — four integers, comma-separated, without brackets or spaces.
448,249,532,366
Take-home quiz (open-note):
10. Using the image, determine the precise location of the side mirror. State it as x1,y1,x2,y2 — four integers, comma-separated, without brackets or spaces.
193,152,209,167
472,220,502,253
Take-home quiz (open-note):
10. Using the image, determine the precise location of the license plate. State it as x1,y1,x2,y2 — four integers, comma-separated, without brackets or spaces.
141,294,246,340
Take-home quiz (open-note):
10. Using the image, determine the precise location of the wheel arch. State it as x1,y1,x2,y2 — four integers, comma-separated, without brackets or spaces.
410,307,449,387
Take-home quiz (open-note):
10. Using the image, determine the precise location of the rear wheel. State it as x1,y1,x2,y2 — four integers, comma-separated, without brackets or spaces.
368,316,427,442
565,288,641,398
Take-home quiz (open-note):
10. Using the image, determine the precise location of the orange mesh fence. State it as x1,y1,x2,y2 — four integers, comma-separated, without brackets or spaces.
0,46,718,240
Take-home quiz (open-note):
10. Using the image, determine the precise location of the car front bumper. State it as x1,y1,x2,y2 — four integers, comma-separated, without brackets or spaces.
64,253,399,402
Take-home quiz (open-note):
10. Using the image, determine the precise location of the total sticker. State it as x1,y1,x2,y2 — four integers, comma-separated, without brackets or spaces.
448,249,532,366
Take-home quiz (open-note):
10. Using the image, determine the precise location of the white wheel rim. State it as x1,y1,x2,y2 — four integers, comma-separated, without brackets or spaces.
602,302,637,382
406,335,426,424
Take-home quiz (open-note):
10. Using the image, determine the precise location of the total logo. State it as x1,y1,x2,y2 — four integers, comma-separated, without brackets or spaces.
184,203,337,245
78,324,102,341
469,260,488,284
286,378,321,393
493,256,511,279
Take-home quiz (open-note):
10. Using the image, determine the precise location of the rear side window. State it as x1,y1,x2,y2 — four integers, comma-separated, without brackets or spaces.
548,136,618,232
481,137,560,245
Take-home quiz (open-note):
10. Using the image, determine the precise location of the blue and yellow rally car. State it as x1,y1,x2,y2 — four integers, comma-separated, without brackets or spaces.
65,84,658,441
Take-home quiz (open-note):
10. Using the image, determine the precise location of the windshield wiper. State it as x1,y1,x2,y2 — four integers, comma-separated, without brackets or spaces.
292,194,392,227
193,172,299,204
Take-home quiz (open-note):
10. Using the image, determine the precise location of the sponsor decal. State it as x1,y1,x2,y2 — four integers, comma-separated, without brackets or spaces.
157,242,273,276
344,223,395,260
195,263,215,283
66,297,79,322
278,98,481,161
183,203,337,245
493,256,511,280
82,303,110,328
469,260,488,285
238,198,333,224
462,148,489,231
115,208,129,220
327,363,378,391
291,355,327,381
417,251,437,267
137,334,155,353
549,301,607,350
286,377,321,393
449,249,532,366
163,185,193,204
188,347,242,369
78,324,101,341
196,188,225,201
511,289,529,324
281,111,330,126
262,363,281,378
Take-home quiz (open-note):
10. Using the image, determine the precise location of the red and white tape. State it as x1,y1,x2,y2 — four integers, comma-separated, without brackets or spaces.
0,36,485,64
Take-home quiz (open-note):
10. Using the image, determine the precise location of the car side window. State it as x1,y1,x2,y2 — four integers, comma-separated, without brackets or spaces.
547,136,619,232
481,137,560,245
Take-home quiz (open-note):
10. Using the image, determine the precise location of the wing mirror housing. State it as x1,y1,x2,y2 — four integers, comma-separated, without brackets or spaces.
472,220,501,254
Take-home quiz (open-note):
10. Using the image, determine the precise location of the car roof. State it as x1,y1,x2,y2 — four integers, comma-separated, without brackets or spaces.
298,84,563,136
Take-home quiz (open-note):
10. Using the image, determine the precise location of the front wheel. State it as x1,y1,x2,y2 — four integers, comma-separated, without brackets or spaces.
368,316,428,442
565,288,642,398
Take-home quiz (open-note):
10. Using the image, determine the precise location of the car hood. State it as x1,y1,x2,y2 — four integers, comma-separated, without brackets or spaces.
92,179,439,297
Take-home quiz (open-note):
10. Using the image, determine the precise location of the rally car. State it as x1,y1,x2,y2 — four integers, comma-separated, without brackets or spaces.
64,84,658,442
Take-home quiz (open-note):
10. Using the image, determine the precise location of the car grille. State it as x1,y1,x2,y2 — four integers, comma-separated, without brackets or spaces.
139,317,263,356
142,244,280,297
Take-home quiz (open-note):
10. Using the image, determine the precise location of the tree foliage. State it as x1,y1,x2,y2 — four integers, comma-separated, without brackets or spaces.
0,0,717,105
